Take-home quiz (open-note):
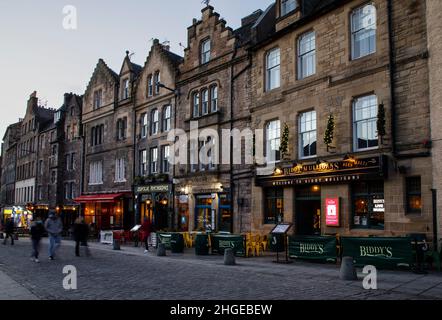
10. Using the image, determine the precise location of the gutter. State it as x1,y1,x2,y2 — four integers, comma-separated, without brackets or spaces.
387,0,397,157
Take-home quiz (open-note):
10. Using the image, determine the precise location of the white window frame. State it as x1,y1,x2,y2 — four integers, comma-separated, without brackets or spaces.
202,89,209,115
154,72,161,95
122,78,129,99
353,94,379,152
140,150,147,176
266,48,281,91
89,161,103,185
298,31,316,79
266,120,281,163
141,113,148,138
150,147,158,174
210,86,218,113
299,110,317,159
163,105,171,132
147,75,153,97
201,39,211,64
351,3,377,60
281,0,297,16
151,109,159,136
115,158,126,183
162,145,170,173
193,92,200,118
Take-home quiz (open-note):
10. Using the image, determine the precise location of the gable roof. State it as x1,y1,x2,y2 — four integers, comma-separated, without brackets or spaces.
84,58,119,95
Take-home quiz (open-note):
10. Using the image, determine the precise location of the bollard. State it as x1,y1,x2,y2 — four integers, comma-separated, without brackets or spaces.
224,248,236,266
339,256,357,281
157,243,167,257
113,239,121,251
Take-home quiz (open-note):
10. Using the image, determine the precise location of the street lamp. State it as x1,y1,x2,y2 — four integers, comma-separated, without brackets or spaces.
157,82,179,96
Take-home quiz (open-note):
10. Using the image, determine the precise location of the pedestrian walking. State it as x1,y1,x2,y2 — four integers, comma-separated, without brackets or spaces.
73,217,90,257
141,217,152,254
3,218,15,245
30,217,45,263
44,210,63,260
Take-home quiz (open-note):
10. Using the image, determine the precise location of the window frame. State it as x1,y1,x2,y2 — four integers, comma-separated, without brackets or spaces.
210,85,218,113
265,119,281,163
150,147,158,174
353,94,379,152
266,48,281,92
151,109,159,136
162,105,171,132
161,145,170,174
201,38,211,64
297,31,316,80
264,187,284,224
405,176,422,215
280,0,297,17
193,92,200,118
298,110,317,159
350,3,377,60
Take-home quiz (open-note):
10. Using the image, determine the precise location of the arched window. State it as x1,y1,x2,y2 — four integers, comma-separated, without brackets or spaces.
210,85,218,112
202,89,209,115
193,92,200,118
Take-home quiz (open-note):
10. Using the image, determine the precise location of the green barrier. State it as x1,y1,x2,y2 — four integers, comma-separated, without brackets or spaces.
288,236,337,262
195,234,209,255
157,233,172,250
211,234,245,257
341,237,413,269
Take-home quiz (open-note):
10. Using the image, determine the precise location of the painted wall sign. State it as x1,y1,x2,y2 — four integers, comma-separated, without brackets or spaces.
325,198,340,227
136,184,170,194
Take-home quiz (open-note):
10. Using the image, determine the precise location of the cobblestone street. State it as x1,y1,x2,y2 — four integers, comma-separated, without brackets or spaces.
0,238,441,300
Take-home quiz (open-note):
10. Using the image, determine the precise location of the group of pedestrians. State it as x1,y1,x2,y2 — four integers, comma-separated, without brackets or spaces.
2,210,90,263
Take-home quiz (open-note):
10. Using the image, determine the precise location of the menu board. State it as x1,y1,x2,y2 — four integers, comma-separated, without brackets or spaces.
271,223,292,234
325,198,340,227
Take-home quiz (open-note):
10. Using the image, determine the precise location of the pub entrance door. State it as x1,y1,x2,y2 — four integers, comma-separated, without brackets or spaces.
295,185,321,236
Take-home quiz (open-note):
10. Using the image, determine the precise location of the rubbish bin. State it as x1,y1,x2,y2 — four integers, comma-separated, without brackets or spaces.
269,233,285,253
195,234,209,255
171,233,184,253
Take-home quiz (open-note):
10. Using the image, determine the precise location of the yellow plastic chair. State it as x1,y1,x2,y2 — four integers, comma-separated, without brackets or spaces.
245,234,255,257
254,234,263,256
261,235,268,252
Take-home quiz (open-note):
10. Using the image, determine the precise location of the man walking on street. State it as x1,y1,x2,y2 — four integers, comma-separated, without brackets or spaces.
44,210,63,260
73,217,90,257
3,218,15,245
141,217,152,254
30,217,45,263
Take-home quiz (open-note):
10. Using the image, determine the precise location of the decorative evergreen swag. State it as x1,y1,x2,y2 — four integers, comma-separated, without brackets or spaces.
324,114,335,152
377,103,386,144
279,123,290,159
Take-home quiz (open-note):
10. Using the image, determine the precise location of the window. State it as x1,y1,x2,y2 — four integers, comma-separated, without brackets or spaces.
70,153,75,171
352,181,384,229
70,182,76,199
151,109,159,135
70,107,75,116
116,118,127,141
299,111,317,158
65,183,70,199
201,39,211,64
266,48,280,91
122,78,130,99
298,31,316,79
162,105,171,132
37,186,42,201
161,145,170,173
210,86,218,112
52,145,57,156
39,160,44,175
115,158,126,182
266,120,281,163
93,89,103,109
353,95,378,151
351,4,377,60
89,161,103,185
91,124,104,146
190,140,198,172
193,92,200,118
141,113,148,138
66,154,70,171
281,0,297,16
199,137,216,171
50,170,57,184
140,150,147,176
147,75,153,97
150,147,158,174
202,89,209,115
154,72,161,95
66,125,71,141
264,188,284,224
406,177,422,214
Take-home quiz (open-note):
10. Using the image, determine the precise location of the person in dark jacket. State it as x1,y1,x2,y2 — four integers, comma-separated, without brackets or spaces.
3,218,15,245
73,217,90,257
140,218,152,254
30,217,45,263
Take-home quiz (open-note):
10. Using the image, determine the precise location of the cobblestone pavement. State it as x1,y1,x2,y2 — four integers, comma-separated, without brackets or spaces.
0,238,441,300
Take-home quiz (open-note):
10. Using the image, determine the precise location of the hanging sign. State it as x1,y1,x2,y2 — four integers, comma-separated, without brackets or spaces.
325,198,340,227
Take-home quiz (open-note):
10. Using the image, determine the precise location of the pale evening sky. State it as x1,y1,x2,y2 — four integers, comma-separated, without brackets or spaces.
0,0,274,137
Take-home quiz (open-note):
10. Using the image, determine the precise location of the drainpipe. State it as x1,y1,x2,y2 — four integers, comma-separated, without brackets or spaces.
432,189,439,252
132,82,138,227
387,0,397,157
229,48,238,234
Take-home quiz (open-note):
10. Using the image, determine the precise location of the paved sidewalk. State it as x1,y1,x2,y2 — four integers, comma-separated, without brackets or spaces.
0,268,38,300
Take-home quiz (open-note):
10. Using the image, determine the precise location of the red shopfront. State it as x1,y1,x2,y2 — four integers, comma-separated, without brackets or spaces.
74,193,132,231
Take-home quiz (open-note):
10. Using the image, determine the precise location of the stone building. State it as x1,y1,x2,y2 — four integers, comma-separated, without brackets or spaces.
0,121,21,222
133,39,183,230
15,91,55,228
249,0,434,242
75,54,142,230
174,6,260,233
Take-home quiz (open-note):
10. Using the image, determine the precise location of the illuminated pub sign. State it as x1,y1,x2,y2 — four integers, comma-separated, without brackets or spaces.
257,155,388,187
136,184,171,194
325,198,340,227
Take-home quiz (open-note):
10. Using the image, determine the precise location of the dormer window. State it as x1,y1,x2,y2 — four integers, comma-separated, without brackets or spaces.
201,39,211,64
122,78,130,100
281,0,297,16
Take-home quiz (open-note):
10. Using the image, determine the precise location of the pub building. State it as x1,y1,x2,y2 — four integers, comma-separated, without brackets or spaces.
134,182,173,230
249,0,434,244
